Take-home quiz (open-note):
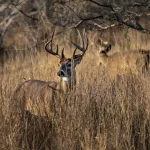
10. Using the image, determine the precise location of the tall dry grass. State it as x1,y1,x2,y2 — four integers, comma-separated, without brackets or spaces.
1,24,150,150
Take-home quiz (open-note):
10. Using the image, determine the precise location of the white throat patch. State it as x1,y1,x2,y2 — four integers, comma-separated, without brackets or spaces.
62,77,69,82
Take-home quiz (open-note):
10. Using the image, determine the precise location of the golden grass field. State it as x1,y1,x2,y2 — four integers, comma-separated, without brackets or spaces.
1,23,150,150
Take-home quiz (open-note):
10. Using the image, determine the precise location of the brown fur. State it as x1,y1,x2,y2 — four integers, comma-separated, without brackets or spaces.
99,44,150,77
14,80,58,117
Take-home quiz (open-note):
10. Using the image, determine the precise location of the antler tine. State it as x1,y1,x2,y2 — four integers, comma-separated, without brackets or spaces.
68,29,88,53
45,29,60,57
72,48,78,59
77,29,85,51
84,35,89,51
83,28,89,51
71,29,88,60
78,28,88,52
61,48,66,59
77,28,88,51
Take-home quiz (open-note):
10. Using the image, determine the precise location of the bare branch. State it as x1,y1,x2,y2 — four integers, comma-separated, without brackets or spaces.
88,0,150,34
110,7,150,34
10,0,39,20
88,0,111,8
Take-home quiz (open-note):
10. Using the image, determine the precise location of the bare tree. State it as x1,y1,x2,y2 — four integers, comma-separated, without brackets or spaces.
45,0,150,33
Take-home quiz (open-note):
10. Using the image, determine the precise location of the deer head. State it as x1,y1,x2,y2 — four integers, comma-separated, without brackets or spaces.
98,39,112,57
45,29,88,83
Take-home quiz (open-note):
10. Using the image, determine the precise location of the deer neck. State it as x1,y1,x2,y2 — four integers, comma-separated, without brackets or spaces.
100,54,109,67
59,74,76,94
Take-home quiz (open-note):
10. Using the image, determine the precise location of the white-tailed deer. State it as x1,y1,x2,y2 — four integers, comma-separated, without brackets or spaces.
98,40,150,78
13,29,88,117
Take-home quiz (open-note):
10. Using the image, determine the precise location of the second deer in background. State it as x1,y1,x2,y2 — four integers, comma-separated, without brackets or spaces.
98,40,150,78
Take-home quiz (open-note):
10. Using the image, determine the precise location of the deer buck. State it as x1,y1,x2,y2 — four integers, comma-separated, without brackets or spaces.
98,40,150,78
13,29,88,117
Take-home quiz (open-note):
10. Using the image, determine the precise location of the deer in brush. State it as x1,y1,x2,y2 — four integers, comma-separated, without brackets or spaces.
13,29,88,117
98,40,150,78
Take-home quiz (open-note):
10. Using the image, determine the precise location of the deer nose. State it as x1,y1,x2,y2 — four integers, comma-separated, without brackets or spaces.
57,70,65,77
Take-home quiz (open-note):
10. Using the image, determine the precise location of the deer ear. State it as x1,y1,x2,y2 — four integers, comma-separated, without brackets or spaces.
105,44,111,53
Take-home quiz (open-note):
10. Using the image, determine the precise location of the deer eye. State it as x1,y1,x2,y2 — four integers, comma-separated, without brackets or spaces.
67,64,71,67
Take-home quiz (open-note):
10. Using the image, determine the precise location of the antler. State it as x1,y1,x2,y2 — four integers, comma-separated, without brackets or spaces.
68,29,88,61
45,29,65,59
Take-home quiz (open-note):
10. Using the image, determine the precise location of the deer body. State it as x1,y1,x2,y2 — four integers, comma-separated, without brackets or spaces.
99,42,149,77
14,80,58,116
13,29,88,117
14,68,76,117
